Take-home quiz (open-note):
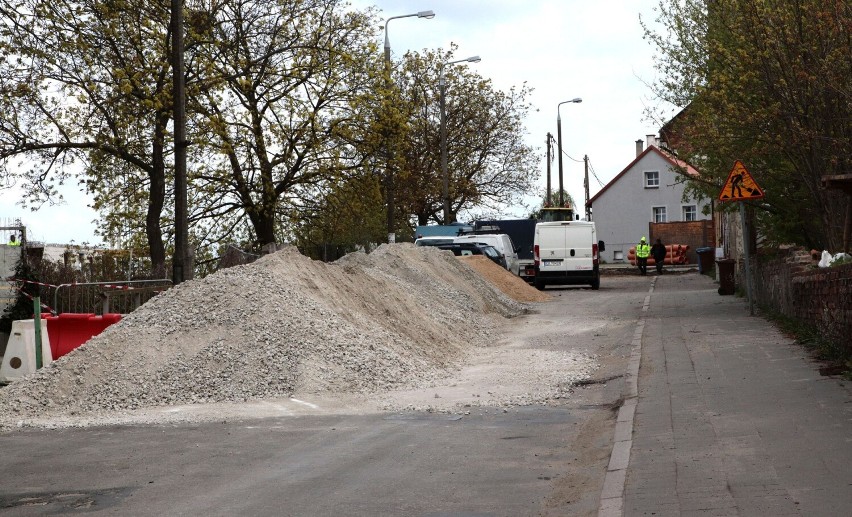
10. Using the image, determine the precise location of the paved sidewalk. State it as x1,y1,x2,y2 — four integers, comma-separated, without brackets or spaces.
609,273,852,516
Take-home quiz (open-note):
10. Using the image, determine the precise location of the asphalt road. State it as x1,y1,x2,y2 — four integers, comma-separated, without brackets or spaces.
0,274,654,517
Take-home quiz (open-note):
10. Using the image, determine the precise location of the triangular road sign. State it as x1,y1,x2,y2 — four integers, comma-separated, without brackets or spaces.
718,160,765,201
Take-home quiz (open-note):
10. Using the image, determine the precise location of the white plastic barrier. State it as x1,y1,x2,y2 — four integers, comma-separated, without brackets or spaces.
0,319,53,383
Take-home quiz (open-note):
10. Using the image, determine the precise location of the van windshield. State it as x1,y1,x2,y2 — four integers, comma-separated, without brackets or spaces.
539,208,575,222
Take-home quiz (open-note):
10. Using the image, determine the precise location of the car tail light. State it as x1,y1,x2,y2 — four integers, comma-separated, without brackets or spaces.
534,244,540,266
592,243,599,266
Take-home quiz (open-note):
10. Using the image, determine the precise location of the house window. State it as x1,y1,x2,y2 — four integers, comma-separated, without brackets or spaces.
653,206,667,222
645,171,659,188
683,205,697,221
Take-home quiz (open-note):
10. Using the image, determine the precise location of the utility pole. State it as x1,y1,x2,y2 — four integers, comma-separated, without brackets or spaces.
584,155,590,221
546,133,552,203
171,0,191,283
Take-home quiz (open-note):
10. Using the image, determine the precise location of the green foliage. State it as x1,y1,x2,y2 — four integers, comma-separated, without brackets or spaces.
644,0,851,250
290,171,386,260
0,252,39,334
1,1,539,267
0,0,176,271
187,0,382,248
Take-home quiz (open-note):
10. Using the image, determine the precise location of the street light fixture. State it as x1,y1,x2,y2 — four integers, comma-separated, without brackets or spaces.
382,10,435,244
440,55,481,223
557,97,582,208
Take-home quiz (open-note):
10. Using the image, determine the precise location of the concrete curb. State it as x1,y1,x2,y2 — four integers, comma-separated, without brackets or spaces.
598,277,656,516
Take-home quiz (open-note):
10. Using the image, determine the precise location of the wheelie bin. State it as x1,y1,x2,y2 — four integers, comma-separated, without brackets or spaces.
716,258,736,295
696,247,715,275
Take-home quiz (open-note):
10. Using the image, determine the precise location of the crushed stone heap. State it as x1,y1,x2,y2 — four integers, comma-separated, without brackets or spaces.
0,244,532,426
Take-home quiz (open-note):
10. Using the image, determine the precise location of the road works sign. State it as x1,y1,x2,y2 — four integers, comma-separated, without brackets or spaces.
718,160,765,202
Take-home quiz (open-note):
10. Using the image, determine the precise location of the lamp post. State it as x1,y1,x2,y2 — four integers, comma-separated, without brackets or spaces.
383,10,435,243
440,55,481,223
556,97,582,208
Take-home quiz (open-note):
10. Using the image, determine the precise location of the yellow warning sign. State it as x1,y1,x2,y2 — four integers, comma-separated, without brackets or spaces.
718,160,765,201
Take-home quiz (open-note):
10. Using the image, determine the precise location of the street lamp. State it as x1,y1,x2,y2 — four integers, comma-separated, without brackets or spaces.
440,55,481,223
557,97,582,208
383,10,435,244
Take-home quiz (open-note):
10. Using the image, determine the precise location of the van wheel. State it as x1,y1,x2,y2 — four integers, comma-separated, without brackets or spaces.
534,279,546,291
590,276,600,290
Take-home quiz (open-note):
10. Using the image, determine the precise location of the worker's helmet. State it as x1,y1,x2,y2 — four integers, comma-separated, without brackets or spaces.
640,236,646,242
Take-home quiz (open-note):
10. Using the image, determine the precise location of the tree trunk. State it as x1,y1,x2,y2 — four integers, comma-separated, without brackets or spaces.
146,116,168,276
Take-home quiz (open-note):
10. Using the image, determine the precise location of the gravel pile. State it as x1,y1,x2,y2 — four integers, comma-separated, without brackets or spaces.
0,244,535,429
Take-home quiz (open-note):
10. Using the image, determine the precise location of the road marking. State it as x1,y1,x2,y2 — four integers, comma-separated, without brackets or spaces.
290,398,319,409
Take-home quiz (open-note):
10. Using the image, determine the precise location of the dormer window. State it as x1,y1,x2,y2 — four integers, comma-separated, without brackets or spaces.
645,171,659,188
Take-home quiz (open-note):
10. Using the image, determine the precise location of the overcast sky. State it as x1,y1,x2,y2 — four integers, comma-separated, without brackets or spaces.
0,0,675,245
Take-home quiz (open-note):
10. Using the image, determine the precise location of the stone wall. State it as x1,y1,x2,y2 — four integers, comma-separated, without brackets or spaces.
753,246,852,353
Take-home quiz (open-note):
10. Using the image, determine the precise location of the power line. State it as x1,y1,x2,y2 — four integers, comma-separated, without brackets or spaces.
561,147,584,163
587,158,605,188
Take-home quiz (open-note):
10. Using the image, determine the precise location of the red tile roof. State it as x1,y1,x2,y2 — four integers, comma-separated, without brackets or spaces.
587,145,700,206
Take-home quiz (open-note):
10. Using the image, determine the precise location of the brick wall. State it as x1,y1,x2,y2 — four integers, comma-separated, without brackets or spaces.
650,220,715,264
753,246,852,354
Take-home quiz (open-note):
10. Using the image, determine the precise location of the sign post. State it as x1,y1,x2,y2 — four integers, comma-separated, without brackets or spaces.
718,161,765,316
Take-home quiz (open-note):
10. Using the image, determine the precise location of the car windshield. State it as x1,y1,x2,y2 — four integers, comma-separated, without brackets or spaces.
415,237,455,246
437,244,483,257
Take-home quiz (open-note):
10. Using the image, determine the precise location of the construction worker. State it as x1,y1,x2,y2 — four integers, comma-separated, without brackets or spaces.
7,234,21,246
635,236,650,275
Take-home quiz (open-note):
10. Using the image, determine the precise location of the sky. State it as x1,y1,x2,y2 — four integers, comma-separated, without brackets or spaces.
0,0,676,246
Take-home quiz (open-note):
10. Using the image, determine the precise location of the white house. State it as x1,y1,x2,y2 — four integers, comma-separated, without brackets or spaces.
588,135,712,263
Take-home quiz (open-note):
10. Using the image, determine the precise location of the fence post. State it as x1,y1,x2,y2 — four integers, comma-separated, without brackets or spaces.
33,296,43,369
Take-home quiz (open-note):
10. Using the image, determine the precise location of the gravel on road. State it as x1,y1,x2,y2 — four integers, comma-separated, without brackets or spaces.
0,244,597,431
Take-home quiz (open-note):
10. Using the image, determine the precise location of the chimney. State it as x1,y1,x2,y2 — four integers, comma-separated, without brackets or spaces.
635,139,644,157
646,134,657,148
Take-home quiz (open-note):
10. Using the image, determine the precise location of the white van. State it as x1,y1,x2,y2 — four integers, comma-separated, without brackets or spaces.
533,221,603,290
453,233,519,275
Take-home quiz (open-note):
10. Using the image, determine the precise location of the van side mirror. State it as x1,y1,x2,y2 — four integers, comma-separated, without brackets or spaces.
598,240,606,252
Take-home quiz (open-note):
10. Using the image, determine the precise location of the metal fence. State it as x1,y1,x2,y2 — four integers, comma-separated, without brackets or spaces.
52,279,173,315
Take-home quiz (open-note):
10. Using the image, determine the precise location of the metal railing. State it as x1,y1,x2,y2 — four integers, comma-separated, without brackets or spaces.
52,279,172,315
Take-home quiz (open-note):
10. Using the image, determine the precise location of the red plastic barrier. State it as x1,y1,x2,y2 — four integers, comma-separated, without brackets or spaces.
45,313,122,359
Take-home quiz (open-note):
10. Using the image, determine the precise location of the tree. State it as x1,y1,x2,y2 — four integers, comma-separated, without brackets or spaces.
0,251,38,334
187,0,382,248
289,169,386,260
644,0,851,250
392,48,538,226
0,0,184,273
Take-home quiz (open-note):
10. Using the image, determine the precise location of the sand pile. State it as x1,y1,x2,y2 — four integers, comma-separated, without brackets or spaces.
0,244,538,428
457,255,551,303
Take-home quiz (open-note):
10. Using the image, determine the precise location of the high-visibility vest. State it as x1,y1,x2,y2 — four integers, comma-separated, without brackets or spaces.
636,242,650,258
7,240,20,246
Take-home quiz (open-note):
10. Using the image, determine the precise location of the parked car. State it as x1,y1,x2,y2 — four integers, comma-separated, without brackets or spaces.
473,244,508,269
415,236,456,247
436,243,506,269
453,233,519,275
